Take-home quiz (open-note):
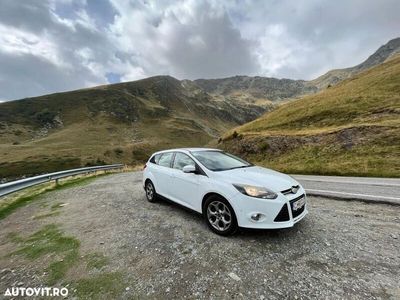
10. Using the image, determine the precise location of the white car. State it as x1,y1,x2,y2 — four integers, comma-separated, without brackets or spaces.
142,148,307,235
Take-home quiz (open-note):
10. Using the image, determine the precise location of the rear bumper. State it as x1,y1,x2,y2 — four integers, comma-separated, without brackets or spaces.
231,190,308,229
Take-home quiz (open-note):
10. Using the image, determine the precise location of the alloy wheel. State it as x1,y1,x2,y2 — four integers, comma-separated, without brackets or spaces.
207,200,232,232
146,182,154,201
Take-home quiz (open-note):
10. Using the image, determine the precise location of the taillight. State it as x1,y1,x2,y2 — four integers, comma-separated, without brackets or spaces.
143,164,147,170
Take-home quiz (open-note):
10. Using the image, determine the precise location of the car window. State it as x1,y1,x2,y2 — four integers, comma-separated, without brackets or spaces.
173,152,196,170
150,154,161,164
191,151,252,171
158,152,174,168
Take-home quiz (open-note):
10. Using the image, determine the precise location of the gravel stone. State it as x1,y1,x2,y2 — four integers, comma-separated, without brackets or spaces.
0,172,399,299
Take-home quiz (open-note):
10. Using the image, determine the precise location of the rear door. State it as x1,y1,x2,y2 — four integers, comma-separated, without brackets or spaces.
152,152,174,198
169,152,201,210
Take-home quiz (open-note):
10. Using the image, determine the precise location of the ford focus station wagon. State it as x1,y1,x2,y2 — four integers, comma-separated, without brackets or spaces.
142,148,307,235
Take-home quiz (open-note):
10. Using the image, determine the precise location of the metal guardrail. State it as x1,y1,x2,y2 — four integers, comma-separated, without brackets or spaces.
0,164,124,197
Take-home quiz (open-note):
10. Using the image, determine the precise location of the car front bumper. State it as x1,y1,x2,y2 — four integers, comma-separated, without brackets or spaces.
230,189,308,229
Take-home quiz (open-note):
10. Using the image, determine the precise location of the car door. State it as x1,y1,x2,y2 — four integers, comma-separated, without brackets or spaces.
153,152,174,198
170,152,201,210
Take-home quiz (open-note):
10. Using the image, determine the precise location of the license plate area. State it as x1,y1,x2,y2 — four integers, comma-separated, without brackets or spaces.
292,196,306,211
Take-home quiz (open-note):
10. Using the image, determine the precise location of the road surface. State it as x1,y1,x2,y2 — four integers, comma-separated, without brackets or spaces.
293,174,400,205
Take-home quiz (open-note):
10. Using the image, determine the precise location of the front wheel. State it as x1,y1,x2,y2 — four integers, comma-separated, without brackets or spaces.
145,180,157,202
204,196,238,236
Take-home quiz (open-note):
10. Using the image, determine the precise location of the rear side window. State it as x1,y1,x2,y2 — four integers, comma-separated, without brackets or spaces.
150,154,161,164
158,152,174,168
173,153,196,170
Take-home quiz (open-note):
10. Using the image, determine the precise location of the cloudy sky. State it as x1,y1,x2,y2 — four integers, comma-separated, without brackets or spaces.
0,0,399,101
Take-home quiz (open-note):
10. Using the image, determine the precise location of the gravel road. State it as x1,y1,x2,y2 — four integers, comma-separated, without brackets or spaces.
1,171,399,299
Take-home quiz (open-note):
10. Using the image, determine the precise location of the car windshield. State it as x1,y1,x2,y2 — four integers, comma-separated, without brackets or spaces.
191,151,252,171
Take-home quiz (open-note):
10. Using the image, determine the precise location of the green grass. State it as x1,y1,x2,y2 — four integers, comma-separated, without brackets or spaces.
0,173,109,220
74,272,125,300
254,144,400,177
7,224,124,297
11,224,79,259
9,224,80,284
85,253,109,270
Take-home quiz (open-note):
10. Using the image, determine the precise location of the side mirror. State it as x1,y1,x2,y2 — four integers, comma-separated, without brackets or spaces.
182,165,196,173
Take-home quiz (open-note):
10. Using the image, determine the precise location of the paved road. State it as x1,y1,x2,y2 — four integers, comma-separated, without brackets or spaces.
293,174,400,205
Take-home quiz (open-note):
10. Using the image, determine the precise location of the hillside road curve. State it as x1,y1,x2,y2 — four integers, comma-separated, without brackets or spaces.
293,174,400,205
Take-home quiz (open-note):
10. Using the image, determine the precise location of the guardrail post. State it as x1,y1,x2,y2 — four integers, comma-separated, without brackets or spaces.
55,178,59,186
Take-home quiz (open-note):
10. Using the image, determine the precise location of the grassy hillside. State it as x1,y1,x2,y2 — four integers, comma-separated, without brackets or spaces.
218,54,400,177
0,76,273,180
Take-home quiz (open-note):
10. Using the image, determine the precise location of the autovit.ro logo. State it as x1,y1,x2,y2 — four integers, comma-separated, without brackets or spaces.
4,287,68,297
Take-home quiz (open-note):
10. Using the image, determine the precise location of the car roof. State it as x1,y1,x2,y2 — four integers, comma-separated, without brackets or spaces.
152,147,221,155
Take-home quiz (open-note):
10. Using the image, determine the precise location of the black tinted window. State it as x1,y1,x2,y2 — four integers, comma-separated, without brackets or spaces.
158,152,173,168
173,153,196,170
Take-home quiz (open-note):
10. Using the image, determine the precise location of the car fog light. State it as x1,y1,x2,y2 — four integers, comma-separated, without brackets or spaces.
251,213,264,221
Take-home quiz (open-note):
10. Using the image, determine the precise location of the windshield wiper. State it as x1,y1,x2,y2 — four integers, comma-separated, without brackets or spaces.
225,165,252,171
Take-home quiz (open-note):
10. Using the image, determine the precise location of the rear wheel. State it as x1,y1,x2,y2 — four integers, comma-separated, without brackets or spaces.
204,195,237,236
145,180,157,202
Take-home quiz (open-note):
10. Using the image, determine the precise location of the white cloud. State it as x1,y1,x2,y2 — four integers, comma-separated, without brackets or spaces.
0,24,62,67
0,0,399,100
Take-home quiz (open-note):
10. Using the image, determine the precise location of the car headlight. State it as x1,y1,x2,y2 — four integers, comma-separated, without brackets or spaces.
233,184,278,199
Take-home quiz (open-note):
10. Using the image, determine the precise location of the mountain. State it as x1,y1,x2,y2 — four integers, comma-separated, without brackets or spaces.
311,37,400,89
1,37,399,179
0,75,274,180
217,53,400,177
194,76,317,101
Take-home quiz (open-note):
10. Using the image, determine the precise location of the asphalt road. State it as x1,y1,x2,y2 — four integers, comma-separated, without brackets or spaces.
293,174,400,205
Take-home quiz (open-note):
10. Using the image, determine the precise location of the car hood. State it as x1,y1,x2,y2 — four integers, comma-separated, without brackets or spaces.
216,166,299,192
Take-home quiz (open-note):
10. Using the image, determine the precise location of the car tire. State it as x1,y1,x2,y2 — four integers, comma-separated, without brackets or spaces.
204,195,238,236
145,180,157,202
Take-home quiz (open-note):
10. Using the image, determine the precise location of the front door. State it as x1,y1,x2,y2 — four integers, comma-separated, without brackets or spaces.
170,152,200,210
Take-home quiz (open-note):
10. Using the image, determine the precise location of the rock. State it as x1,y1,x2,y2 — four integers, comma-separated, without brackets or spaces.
390,234,398,239
17,282,24,286
228,272,241,281
125,287,130,291
166,287,170,293
1,268,11,274
99,241,104,245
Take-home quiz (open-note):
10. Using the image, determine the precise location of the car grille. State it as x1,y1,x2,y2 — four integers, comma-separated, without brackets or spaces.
274,204,290,222
281,185,300,195
290,194,306,218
